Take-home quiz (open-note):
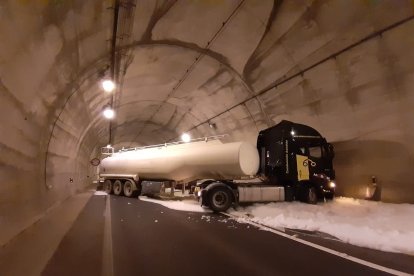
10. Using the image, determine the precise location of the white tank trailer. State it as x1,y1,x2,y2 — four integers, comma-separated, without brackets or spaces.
100,140,259,183
100,120,337,212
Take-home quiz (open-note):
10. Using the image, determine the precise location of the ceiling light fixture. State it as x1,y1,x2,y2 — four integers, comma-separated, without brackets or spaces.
181,133,191,143
103,106,115,119
101,79,116,93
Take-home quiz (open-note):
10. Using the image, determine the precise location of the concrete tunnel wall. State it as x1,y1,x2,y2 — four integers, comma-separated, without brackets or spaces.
0,0,112,246
0,0,413,246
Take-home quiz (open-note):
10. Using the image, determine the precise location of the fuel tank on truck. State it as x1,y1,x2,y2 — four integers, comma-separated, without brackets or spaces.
100,140,259,182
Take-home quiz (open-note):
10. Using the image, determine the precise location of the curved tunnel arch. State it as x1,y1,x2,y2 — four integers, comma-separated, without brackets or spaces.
44,55,113,190
53,36,277,171
117,41,273,124
86,41,275,149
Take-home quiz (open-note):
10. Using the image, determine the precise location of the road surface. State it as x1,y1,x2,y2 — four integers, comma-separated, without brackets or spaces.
42,194,414,276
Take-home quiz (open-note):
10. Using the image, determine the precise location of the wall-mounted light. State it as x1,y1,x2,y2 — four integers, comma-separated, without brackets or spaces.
181,133,191,143
208,122,216,129
101,79,115,93
103,106,115,119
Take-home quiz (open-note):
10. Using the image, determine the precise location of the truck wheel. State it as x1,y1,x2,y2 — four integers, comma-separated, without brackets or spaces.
113,180,124,196
306,187,318,204
325,192,334,200
208,187,233,212
123,180,140,197
104,180,113,194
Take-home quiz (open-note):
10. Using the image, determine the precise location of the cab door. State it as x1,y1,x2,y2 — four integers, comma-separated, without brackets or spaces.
306,145,323,177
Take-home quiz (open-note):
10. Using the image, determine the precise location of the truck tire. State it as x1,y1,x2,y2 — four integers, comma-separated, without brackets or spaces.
113,180,124,196
123,180,140,198
208,187,233,212
306,187,318,204
104,180,113,194
324,191,334,200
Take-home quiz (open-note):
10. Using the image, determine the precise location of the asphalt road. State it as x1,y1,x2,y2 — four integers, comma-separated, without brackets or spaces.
43,195,414,276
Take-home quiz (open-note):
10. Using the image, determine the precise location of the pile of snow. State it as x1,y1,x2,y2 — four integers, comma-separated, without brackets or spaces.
230,197,414,255
139,196,211,213
137,195,414,255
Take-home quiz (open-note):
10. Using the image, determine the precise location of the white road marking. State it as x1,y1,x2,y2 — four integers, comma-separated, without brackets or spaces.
102,195,114,276
223,212,412,276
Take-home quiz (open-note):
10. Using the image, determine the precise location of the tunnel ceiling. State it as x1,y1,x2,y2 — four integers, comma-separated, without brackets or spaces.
109,0,275,147
1,0,414,157
99,0,414,149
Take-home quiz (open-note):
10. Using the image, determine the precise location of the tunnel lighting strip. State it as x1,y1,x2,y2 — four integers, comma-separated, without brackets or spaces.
222,212,410,276
184,15,414,135
107,0,120,145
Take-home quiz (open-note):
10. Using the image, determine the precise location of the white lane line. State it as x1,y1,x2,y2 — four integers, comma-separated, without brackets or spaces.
102,195,114,276
223,213,412,276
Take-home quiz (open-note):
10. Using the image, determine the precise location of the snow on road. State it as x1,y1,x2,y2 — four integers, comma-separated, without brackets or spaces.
140,195,414,255
94,191,108,196
230,197,414,255
139,196,211,213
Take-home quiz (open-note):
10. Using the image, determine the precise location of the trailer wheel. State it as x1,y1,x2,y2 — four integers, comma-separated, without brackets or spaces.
113,180,124,196
123,180,140,198
306,187,318,204
208,187,233,212
103,180,113,194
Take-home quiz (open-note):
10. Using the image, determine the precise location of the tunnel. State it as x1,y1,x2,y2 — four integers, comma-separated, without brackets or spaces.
0,0,414,275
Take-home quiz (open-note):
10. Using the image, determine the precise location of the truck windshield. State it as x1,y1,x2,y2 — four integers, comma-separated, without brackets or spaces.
308,146,322,159
296,140,328,159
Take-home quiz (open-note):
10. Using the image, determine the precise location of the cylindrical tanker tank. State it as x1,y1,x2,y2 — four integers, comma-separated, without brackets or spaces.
100,140,259,182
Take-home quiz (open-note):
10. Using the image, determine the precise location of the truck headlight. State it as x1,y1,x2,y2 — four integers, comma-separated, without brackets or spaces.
329,181,336,188
197,191,202,197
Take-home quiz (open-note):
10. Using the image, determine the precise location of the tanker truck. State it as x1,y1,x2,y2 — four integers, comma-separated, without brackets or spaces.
99,120,336,212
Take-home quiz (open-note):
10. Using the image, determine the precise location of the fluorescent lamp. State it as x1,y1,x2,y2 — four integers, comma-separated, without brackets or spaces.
103,107,115,119
181,133,191,143
102,79,115,92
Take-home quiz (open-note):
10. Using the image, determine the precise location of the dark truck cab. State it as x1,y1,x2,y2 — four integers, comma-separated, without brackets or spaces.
257,120,335,203
197,120,336,212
